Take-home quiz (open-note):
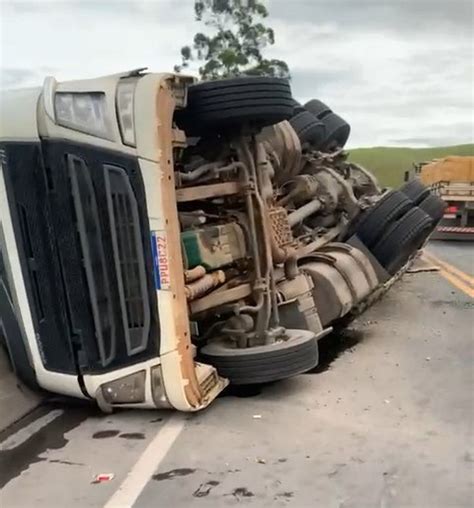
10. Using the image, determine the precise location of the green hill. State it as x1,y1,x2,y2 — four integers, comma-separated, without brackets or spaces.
348,144,474,188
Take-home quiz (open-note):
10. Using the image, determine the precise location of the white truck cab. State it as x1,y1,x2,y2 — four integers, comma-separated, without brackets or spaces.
0,70,227,411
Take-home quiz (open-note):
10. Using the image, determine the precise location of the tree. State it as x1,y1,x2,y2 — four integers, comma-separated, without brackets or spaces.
175,0,290,80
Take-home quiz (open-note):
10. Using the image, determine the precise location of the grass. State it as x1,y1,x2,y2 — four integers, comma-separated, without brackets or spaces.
348,144,474,188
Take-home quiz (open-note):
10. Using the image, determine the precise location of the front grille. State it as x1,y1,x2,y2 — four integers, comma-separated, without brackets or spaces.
69,155,115,366
3,140,158,374
104,165,150,355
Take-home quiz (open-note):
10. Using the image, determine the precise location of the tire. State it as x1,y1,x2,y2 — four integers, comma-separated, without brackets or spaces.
291,99,306,115
320,112,351,150
418,194,447,223
356,190,413,248
199,329,318,385
289,111,326,149
372,207,434,275
304,99,332,119
399,179,430,204
175,77,294,135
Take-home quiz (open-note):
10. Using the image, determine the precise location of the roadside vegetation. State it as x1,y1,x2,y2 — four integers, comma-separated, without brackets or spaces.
349,144,474,187
175,0,289,79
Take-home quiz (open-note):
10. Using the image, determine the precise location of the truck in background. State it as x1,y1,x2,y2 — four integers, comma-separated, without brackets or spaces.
413,156,474,240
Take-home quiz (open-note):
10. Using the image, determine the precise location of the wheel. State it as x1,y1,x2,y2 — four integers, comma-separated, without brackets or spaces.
199,329,318,385
399,179,430,204
290,99,306,115
320,112,351,150
175,77,294,135
289,111,326,149
418,194,447,223
356,190,413,248
372,207,434,275
304,99,332,119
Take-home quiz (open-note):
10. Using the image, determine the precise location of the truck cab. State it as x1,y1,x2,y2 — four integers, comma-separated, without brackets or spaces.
0,70,229,411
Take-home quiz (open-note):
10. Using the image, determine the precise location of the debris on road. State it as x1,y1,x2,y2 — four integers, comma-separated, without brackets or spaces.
91,473,114,484
407,265,440,274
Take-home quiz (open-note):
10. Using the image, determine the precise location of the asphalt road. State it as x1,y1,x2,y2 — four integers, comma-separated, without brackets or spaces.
1,241,473,508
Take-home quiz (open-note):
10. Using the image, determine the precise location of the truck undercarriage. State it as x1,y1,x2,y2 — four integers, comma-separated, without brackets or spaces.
169,76,441,385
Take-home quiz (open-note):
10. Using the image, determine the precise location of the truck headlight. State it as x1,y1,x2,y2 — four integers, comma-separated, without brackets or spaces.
116,79,137,147
55,92,112,139
100,370,146,405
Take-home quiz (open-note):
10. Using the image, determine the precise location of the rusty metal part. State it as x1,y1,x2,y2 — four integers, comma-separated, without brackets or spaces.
283,252,299,280
185,270,226,301
157,78,202,408
179,211,206,228
279,174,320,206
255,142,294,266
308,161,360,218
178,161,223,182
224,314,254,333
190,283,253,315
178,160,245,184
268,206,294,249
243,138,274,336
259,120,303,184
219,314,255,348
296,223,344,258
276,272,324,335
348,162,381,195
288,199,322,227
176,181,241,202
184,265,206,283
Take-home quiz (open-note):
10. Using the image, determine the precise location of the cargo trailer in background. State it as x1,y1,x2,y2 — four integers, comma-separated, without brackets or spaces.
412,157,474,240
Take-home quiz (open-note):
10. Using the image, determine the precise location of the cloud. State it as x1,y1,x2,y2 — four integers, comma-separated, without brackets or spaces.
0,68,40,88
0,0,472,147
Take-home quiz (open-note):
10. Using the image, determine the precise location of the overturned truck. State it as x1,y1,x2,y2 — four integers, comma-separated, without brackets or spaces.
0,70,444,411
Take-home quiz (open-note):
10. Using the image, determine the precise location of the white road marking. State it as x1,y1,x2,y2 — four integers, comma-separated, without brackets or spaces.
103,414,187,508
0,409,64,450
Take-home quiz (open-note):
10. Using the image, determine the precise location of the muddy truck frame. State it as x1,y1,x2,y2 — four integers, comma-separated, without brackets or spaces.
0,70,441,412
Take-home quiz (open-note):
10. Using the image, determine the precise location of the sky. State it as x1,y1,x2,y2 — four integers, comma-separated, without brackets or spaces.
0,0,473,148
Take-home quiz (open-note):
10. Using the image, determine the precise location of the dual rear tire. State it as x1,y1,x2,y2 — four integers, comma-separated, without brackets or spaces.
355,181,445,275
